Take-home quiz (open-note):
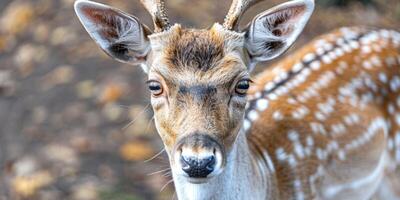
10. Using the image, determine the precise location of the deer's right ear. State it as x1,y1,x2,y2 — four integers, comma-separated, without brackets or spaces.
74,0,151,67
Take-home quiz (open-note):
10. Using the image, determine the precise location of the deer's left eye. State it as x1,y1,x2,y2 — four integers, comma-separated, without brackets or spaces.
235,80,250,95
147,81,163,96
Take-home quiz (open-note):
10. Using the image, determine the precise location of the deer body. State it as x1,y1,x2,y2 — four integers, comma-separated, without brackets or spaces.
245,27,400,199
74,0,400,199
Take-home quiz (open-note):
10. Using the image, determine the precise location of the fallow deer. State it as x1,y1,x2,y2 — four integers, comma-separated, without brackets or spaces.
74,0,400,199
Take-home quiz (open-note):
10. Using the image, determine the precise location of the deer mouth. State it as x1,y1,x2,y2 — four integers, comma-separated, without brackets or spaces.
172,134,225,183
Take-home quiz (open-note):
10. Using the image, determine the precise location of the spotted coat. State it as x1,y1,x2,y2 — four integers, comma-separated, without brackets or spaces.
244,27,400,199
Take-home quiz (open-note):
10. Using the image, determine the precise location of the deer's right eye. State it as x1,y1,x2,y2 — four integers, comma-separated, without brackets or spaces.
147,81,163,96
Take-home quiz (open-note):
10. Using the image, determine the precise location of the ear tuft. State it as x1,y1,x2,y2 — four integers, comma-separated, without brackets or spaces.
245,0,314,64
74,0,151,66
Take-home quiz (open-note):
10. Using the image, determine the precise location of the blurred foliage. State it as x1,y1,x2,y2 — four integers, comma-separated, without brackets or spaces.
100,189,143,200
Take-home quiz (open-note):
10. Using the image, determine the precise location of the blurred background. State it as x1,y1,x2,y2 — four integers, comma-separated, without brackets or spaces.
0,0,398,199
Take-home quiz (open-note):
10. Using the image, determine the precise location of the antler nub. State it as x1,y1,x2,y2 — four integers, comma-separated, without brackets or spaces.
140,0,171,32
223,0,263,30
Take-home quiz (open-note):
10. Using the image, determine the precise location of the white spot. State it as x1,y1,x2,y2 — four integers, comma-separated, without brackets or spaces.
327,141,339,152
254,92,262,98
390,76,400,92
310,61,321,70
323,43,334,52
322,55,332,64
256,99,269,111
342,44,352,53
264,82,275,91
306,136,314,147
336,38,345,46
294,143,305,159
334,48,344,57
316,148,327,160
288,98,297,105
380,29,390,38
328,51,337,61
395,131,400,147
337,150,346,161
395,113,400,125
276,147,287,161
273,111,284,121
362,60,373,69
288,130,300,142
361,46,372,54
287,154,297,167
387,139,394,151
349,41,360,49
315,112,326,121
303,53,316,63
279,72,289,81
292,63,304,73
316,47,325,56
378,72,388,83
243,119,251,131
248,110,259,121
310,122,327,135
388,103,396,114
292,106,310,119
267,93,278,100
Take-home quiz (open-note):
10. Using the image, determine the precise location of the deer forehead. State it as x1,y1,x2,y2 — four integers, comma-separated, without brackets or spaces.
147,24,249,82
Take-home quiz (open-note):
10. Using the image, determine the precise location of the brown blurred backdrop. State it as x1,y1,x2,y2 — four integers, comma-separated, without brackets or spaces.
0,0,399,199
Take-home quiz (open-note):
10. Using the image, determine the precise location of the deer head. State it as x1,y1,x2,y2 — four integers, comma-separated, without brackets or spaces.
74,0,314,183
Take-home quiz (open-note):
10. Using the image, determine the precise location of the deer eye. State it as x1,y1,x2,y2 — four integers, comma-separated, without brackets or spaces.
235,79,250,96
147,81,163,96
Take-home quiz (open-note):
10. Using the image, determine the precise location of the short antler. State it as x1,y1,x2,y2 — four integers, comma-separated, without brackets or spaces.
223,0,263,30
140,0,171,32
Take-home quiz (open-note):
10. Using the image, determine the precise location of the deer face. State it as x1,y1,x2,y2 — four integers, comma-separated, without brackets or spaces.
75,0,314,182
146,25,250,180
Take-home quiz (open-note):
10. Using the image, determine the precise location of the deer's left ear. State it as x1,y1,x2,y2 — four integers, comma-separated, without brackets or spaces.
74,0,152,70
245,0,314,63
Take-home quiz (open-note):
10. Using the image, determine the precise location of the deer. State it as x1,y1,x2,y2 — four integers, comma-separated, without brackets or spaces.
74,0,400,199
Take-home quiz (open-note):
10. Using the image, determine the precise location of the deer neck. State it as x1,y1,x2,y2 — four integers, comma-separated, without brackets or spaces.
173,129,276,200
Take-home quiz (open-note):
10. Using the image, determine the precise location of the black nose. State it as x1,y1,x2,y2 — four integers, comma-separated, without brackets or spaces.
181,155,216,178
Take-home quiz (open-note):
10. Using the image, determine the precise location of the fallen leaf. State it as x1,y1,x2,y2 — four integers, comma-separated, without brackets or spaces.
76,80,95,99
102,103,123,121
98,84,123,104
119,141,154,161
0,2,34,35
12,170,53,198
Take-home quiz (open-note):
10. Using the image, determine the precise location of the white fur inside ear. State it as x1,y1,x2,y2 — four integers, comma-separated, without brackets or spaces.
246,0,315,62
74,0,151,66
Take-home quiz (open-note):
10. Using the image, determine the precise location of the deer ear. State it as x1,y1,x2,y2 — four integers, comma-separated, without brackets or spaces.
74,0,151,67
245,0,314,63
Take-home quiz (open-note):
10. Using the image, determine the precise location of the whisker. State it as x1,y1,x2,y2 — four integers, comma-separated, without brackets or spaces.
162,171,172,177
144,115,155,134
144,148,165,163
160,179,174,192
172,191,176,200
147,167,171,176
122,103,150,130
116,104,133,109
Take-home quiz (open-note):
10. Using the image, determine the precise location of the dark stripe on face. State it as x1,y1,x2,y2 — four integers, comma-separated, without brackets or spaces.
178,85,217,103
